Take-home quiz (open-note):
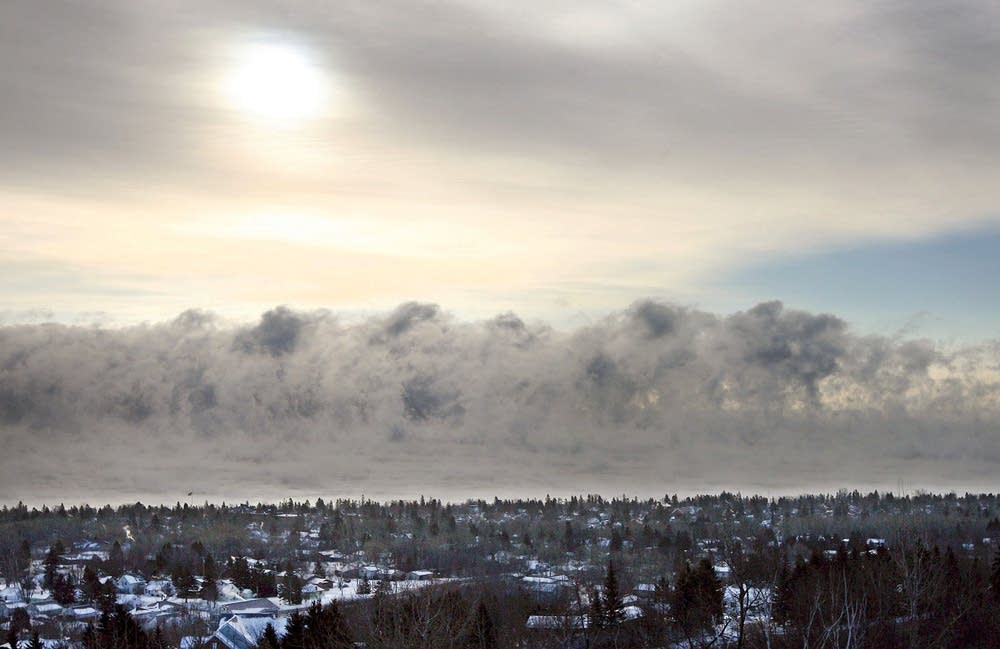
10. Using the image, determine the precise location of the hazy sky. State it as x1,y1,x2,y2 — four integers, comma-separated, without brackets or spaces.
1,0,999,340
2,2,999,503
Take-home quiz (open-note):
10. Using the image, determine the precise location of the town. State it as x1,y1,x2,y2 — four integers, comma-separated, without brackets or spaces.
2,491,999,648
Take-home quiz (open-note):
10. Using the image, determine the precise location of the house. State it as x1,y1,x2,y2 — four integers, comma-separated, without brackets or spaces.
333,566,359,579
211,615,287,649
300,583,324,602
62,550,109,565
521,576,573,605
64,605,100,622
308,577,335,590
621,606,643,621
218,598,281,617
129,599,189,629
633,583,657,599
525,615,588,630
117,574,147,595
144,579,173,597
407,570,434,581
317,551,347,562
27,600,63,619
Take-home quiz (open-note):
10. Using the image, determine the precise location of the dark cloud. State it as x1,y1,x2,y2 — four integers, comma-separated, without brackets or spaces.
727,301,847,401
490,312,526,333
381,302,440,339
630,300,678,339
235,306,306,356
401,375,462,423
0,300,997,503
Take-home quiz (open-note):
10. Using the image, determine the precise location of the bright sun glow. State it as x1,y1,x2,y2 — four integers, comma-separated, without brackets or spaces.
224,42,329,123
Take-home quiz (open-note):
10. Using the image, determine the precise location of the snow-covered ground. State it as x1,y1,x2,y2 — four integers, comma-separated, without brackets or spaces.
318,577,462,604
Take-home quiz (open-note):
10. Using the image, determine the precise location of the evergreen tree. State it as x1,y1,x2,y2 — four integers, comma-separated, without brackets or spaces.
28,631,43,649
43,540,65,590
303,601,352,649
279,572,303,604
671,559,724,635
81,624,98,649
609,529,624,553
152,626,166,649
589,586,605,630
356,577,371,595
82,564,101,602
10,606,31,636
258,623,280,649
97,579,118,614
281,612,305,649
695,558,724,624
53,573,76,605
5,623,19,649
201,553,218,602
564,521,576,552
172,564,197,600
95,605,150,649
772,558,793,625
603,559,624,626
992,547,1000,604
17,539,31,572
107,541,125,577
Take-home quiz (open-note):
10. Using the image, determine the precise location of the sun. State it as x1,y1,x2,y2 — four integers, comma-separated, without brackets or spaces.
223,41,329,124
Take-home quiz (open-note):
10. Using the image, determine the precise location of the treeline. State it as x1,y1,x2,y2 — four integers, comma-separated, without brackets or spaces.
5,489,1000,524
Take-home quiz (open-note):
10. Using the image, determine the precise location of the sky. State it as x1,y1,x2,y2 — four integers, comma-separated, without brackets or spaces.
1,1,999,504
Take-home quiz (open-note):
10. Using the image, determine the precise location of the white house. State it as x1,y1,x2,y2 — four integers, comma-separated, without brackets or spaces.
406,570,434,581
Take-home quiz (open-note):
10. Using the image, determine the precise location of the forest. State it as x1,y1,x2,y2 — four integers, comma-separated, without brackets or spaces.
2,491,999,648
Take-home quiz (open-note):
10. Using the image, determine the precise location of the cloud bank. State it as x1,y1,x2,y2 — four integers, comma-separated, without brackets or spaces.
1,301,997,504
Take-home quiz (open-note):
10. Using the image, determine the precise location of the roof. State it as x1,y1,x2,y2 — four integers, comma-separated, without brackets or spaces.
214,615,286,649
32,602,63,613
526,615,588,630
622,605,643,621
219,598,281,614
67,606,99,616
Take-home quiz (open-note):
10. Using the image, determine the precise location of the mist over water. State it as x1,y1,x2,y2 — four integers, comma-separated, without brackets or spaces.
2,300,998,506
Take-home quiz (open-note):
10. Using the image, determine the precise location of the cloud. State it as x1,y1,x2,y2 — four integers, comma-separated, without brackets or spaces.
3,1,999,229
235,306,307,356
2,1,1000,333
0,300,997,503
381,302,440,339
